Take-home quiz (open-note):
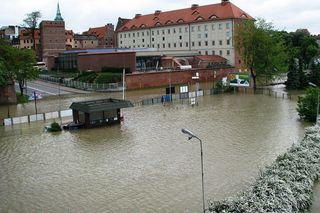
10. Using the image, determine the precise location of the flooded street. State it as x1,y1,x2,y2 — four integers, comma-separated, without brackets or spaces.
0,92,309,212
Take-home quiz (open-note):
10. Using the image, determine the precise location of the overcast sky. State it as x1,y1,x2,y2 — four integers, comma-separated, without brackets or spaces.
1,0,319,34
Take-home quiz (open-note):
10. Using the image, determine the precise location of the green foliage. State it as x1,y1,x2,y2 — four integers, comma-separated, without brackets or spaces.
286,58,301,89
94,73,122,84
74,72,97,83
47,122,62,132
309,58,320,86
209,126,320,212
297,87,320,122
235,18,288,89
16,93,29,104
0,39,38,94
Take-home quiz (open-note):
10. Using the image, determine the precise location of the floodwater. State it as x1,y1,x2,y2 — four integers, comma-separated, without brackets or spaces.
0,91,310,212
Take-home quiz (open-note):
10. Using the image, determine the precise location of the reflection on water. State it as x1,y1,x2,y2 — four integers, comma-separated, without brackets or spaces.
0,93,308,212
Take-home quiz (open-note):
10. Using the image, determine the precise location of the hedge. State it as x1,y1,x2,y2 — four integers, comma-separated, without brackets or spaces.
209,125,320,213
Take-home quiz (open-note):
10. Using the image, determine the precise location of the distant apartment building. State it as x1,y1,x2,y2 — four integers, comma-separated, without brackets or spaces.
116,0,252,68
84,24,115,48
74,34,99,49
0,26,20,40
40,3,66,66
19,28,41,58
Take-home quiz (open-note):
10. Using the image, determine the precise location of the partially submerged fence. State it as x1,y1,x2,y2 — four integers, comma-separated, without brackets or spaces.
38,75,125,92
2,109,72,126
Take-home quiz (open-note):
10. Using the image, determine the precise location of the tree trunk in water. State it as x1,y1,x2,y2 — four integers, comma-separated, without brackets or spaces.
19,81,24,95
250,68,257,91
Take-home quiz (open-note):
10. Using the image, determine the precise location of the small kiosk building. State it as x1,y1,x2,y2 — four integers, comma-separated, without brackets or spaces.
69,98,133,128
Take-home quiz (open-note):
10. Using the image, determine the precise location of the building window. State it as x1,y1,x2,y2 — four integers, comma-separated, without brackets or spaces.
162,30,165,35
157,30,159,35
168,29,170,34
146,31,148,36
163,43,165,48
198,34,201,39
133,39,135,43
124,34,126,38
133,33,135,37
152,44,155,48
219,40,222,45
180,42,182,47
205,33,208,38
152,31,154,36
219,50,222,55
205,51,208,55
191,26,194,32
120,34,122,39
199,51,201,55
174,43,176,47
137,32,139,37
204,25,208,31
226,23,230,29
198,41,201,46
162,37,165,41
219,23,222,30
186,42,188,47
185,27,188,32
212,50,215,55
179,28,182,33
179,35,182,40
227,39,230,45
192,41,195,47
212,40,215,46
227,50,230,55
128,33,131,38
142,32,145,36
205,41,208,46
142,38,145,42
152,38,154,42
168,43,171,48
157,44,160,48
212,24,215,30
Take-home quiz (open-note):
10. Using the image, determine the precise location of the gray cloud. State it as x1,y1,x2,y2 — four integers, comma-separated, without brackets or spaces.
1,0,319,34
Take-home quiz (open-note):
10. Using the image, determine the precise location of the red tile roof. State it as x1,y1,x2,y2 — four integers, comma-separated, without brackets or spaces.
195,55,227,62
117,1,252,32
85,27,106,39
20,29,40,40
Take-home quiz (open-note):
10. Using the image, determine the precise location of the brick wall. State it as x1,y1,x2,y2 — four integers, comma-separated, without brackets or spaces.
0,83,17,104
125,68,235,90
77,52,136,72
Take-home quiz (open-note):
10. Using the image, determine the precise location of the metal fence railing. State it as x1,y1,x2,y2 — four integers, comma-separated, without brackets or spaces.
38,75,125,92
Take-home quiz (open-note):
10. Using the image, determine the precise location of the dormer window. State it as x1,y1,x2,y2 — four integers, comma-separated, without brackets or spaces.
196,16,204,21
153,16,159,21
192,11,199,15
241,14,248,18
155,22,161,26
177,19,184,23
165,20,173,25
140,24,146,28
209,15,218,19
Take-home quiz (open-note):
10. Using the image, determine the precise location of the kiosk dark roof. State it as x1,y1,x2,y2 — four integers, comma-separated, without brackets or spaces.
70,98,133,113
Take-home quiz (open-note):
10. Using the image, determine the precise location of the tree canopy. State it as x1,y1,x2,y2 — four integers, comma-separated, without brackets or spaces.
0,39,38,94
235,18,288,90
23,11,42,51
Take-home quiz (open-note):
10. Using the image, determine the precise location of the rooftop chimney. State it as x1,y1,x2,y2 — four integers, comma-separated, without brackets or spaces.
135,14,142,18
154,10,161,15
221,0,230,5
191,4,199,10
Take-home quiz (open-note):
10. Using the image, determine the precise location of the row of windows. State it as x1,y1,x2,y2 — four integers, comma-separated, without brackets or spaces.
119,23,231,39
198,49,231,56
121,39,231,46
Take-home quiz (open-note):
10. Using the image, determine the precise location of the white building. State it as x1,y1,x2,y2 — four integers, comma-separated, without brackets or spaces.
116,0,252,68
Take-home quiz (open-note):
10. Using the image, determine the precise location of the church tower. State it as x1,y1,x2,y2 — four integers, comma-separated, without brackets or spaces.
54,3,64,21
40,3,66,70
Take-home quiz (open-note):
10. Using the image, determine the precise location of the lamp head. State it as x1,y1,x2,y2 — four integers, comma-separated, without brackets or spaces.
182,128,196,139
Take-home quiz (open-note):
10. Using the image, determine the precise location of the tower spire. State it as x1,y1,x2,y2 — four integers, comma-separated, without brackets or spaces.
54,2,64,21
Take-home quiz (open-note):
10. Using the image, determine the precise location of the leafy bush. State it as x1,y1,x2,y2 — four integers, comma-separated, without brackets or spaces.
297,87,320,122
94,73,122,84
73,72,97,83
47,122,62,132
16,93,28,104
208,125,320,213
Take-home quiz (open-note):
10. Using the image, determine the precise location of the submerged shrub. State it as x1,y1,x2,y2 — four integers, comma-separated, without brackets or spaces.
209,126,320,213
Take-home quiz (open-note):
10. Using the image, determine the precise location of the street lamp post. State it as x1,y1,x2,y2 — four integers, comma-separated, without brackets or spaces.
309,82,319,125
181,128,205,213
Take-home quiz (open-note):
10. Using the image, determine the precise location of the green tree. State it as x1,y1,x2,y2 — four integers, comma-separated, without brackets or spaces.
0,39,38,95
309,57,320,86
23,11,42,51
297,87,320,122
235,18,288,90
286,57,300,89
